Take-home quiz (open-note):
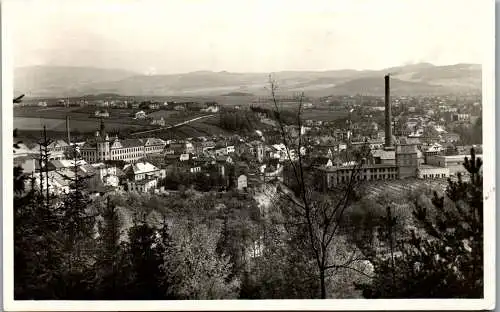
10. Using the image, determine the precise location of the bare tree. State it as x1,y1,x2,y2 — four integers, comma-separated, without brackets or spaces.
267,75,372,298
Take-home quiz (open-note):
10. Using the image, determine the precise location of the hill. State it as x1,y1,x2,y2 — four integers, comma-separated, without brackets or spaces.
15,63,481,97
221,92,255,96
14,66,137,97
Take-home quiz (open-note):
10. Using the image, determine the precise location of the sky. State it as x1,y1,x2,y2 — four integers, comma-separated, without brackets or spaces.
6,0,490,75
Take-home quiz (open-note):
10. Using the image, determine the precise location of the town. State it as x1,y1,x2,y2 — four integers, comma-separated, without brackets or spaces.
14,76,482,198
12,75,485,301
8,0,490,305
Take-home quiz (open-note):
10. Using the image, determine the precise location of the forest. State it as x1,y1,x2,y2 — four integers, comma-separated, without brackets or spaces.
219,109,261,133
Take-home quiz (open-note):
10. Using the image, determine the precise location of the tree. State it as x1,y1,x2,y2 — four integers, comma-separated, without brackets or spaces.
166,221,240,299
14,130,64,299
216,199,261,279
357,149,483,298
473,116,482,144
122,216,166,299
56,148,97,299
93,197,125,299
268,76,370,298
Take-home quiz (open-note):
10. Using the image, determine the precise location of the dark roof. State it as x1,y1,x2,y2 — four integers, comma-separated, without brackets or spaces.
82,139,98,149
13,155,36,164
319,163,397,172
120,139,144,148
396,144,419,154
215,155,230,162
310,157,331,166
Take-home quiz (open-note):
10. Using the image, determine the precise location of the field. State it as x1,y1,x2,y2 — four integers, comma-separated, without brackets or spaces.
129,115,230,140
14,116,151,133
302,109,349,121
13,106,215,137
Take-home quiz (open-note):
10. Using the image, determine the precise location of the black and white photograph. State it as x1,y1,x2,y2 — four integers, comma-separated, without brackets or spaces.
2,0,495,310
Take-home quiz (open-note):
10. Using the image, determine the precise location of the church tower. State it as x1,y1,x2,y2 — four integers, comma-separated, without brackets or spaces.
96,119,110,161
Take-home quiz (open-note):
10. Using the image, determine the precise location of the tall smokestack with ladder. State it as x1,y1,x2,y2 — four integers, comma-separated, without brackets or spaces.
384,74,393,149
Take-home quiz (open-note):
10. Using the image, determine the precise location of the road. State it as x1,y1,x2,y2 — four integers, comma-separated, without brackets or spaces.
131,114,215,135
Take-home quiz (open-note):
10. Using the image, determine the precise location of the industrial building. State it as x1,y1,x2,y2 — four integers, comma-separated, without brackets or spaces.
317,75,467,189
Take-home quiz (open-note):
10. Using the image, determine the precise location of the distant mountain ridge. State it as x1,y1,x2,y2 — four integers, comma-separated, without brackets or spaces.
15,63,481,97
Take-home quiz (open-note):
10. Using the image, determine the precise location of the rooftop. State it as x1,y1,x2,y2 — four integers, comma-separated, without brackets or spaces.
123,162,159,174
318,163,397,172
120,139,144,148
371,149,396,160
419,164,449,170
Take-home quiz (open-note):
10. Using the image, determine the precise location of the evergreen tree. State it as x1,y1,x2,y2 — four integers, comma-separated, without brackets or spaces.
122,216,165,299
14,131,63,299
93,197,125,299
356,149,483,298
56,149,96,299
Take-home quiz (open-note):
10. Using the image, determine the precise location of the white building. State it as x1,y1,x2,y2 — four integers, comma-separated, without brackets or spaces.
135,111,147,119
417,165,450,179
237,174,248,190
95,110,110,118
124,161,166,193
91,163,119,187
80,121,166,163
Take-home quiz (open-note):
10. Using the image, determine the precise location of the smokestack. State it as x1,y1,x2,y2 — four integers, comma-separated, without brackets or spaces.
66,116,71,146
384,74,393,149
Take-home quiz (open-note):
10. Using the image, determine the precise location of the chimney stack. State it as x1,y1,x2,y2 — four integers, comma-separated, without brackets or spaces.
66,115,71,146
384,74,393,149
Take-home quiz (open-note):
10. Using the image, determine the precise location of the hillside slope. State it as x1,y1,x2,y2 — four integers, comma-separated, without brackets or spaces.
15,63,481,97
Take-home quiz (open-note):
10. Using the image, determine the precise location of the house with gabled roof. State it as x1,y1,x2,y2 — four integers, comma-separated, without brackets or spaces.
143,138,166,155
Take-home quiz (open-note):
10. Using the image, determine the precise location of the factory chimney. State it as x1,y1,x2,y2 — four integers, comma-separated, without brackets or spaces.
66,115,71,146
384,74,393,149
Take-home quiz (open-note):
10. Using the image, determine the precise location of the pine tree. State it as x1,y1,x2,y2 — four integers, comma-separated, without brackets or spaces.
123,217,165,299
56,147,96,299
356,148,483,298
14,130,63,299
158,215,176,299
93,197,124,299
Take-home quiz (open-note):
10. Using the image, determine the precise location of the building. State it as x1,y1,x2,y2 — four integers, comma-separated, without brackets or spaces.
95,110,110,118
128,178,158,193
426,154,483,176
179,153,190,161
31,171,71,195
123,161,165,181
135,111,147,119
237,174,248,190
124,161,166,193
441,132,460,143
47,159,87,172
151,117,166,126
371,149,396,165
91,163,119,187
143,138,167,155
148,103,160,110
417,165,450,179
395,144,421,179
14,156,37,175
452,113,470,122
319,164,398,188
80,121,165,163
202,102,220,113
352,139,384,150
